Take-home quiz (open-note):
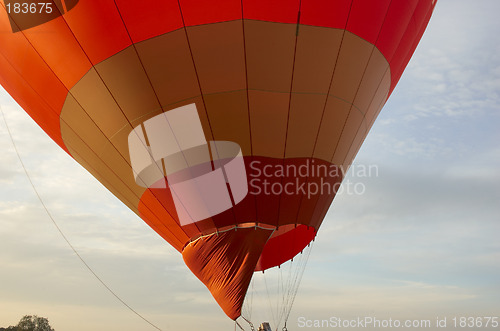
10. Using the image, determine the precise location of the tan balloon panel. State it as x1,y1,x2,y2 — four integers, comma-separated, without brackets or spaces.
60,20,391,246
244,20,296,92
285,93,328,158
203,91,252,155
134,29,201,108
187,20,247,94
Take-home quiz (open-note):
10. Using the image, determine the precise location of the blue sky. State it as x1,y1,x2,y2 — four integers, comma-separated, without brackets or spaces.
1,0,499,330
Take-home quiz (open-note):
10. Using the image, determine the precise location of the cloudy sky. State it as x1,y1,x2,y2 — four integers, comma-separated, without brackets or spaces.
1,0,499,330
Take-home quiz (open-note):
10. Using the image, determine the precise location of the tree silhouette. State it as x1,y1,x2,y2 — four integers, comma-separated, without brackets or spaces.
15,315,54,331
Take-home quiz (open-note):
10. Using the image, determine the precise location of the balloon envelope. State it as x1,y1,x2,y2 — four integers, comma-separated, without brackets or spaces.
0,0,436,320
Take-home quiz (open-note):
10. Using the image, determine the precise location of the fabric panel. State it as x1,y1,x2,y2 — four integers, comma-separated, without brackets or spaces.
182,228,272,319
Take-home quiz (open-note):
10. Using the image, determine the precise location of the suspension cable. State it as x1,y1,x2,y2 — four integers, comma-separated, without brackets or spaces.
284,241,315,324
241,315,256,331
1,106,163,331
235,320,246,331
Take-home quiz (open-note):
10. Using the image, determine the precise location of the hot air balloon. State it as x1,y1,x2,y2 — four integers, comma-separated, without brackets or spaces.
0,0,436,328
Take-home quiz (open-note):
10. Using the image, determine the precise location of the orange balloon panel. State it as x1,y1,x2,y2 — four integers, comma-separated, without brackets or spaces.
0,0,437,320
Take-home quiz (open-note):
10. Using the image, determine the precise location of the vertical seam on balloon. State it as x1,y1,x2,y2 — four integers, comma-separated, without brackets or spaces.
274,0,302,264
339,0,429,169
328,0,394,165
376,0,419,65
291,0,354,227
176,0,239,233
175,0,215,139
281,1,302,160
330,44,377,165
308,1,353,159
312,1,396,227
240,0,259,235
389,1,434,96
112,0,206,237
341,68,389,168
240,2,253,157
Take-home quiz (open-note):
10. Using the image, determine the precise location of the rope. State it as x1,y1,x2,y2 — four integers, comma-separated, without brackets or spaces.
241,314,255,331
243,277,254,321
284,241,315,324
257,238,315,331
235,320,245,331
263,274,277,327
1,106,163,331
